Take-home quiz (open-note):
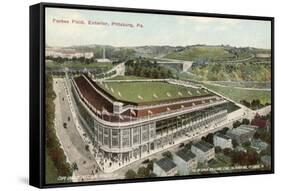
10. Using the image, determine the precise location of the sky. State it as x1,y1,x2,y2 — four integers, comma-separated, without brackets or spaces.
46,8,271,49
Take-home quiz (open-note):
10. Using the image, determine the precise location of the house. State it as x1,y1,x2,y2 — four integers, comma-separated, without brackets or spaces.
251,118,270,131
213,133,233,149
261,155,271,167
191,141,215,163
173,149,197,175
251,139,269,153
235,146,247,153
226,125,256,144
153,157,177,177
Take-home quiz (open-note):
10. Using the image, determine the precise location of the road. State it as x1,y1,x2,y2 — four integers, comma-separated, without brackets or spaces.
222,54,255,63
53,78,101,182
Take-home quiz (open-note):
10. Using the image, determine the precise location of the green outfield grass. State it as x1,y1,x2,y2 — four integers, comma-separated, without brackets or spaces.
98,81,210,103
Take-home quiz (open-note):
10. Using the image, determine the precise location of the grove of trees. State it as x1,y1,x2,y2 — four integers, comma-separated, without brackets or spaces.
125,158,157,179
240,99,269,110
125,58,174,79
45,75,72,182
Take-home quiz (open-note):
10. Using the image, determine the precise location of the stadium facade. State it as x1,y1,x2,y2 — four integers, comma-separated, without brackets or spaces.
70,74,229,166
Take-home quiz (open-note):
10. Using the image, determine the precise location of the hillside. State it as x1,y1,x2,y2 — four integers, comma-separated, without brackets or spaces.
191,62,271,81
132,46,180,58
164,45,269,63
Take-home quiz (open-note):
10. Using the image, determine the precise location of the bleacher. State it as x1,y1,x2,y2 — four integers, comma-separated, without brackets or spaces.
74,75,114,113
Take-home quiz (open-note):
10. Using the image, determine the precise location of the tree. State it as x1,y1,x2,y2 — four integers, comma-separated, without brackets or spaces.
72,162,78,171
233,121,241,128
201,133,214,144
260,145,271,156
205,133,214,144
242,118,250,125
231,151,247,165
240,100,251,108
223,148,233,157
242,141,251,147
162,151,172,159
251,99,261,109
232,139,239,148
215,146,222,154
137,166,150,178
247,149,259,165
167,70,173,78
125,169,137,179
147,159,157,171
254,128,271,144
219,127,229,135
45,75,72,178
184,142,193,150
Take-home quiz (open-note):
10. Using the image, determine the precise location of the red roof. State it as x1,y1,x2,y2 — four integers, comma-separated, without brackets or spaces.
251,118,268,128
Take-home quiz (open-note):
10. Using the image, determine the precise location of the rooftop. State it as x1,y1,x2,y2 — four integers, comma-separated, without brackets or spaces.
227,125,256,136
176,149,196,162
193,141,214,152
215,133,231,140
251,118,269,128
251,139,268,149
155,157,177,172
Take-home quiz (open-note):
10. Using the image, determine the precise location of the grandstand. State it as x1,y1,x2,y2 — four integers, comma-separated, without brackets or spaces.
70,74,229,170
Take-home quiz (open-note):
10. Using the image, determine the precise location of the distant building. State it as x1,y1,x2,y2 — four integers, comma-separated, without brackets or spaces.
96,58,111,63
84,52,94,59
226,125,256,144
46,47,94,59
191,141,215,163
173,149,197,175
213,133,233,149
255,53,271,58
96,47,111,63
153,157,177,177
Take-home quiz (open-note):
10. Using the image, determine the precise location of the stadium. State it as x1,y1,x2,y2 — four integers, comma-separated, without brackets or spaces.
70,74,229,171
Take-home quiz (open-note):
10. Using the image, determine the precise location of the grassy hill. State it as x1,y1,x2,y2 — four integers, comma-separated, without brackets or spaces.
164,45,267,62
190,63,271,81
165,46,234,61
